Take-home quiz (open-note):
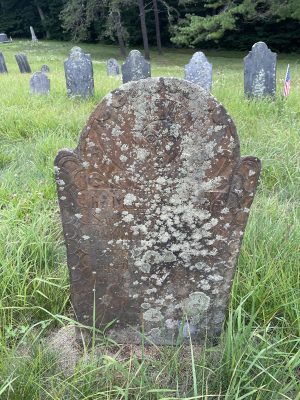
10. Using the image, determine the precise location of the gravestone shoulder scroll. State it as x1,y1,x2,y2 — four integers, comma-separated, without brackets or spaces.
107,58,120,76
30,72,50,95
55,77,261,345
121,50,150,84
64,46,94,98
0,52,8,73
184,51,212,92
244,41,277,98
15,53,32,73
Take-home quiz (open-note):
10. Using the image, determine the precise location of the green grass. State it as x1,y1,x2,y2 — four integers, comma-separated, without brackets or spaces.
0,40,299,399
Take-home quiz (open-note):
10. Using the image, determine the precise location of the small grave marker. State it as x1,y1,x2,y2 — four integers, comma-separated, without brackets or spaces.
64,47,94,98
30,26,38,42
184,51,212,92
55,77,261,345
0,33,9,43
244,42,276,98
0,52,8,73
41,64,50,73
107,58,120,76
15,53,32,73
30,72,50,95
121,50,150,84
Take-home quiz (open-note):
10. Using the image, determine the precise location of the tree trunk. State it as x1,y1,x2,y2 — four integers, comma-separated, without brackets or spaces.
112,11,126,57
138,0,150,60
35,1,50,39
152,0,162,55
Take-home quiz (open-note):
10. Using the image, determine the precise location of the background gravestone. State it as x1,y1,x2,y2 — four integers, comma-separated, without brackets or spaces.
244,42,276,98
107,58,120,76
41,64,50,73
55,77,261,345
121,50,150,84
184,51,212,92
0,33,9,43
15,53,31,73
30,72,50,95
64,47,94,98
0,52,8,73
30,26,38,42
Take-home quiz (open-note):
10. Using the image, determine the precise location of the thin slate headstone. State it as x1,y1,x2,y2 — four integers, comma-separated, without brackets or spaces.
184,51,212,92
15,53,32,73
41,64,50,73
30,26,38,42
55,77,261,345
107,58,120,76
30,72,50,95
244,41,277,98
64,47,94,98
0,52,8,73
121,50,150,84
0,33,9,43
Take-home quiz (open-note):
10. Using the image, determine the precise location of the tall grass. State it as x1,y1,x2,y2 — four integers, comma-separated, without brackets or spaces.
0,40,299,399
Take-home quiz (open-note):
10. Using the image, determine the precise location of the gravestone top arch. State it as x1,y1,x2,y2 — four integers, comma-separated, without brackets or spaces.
55,77,261,345
184,51,212,91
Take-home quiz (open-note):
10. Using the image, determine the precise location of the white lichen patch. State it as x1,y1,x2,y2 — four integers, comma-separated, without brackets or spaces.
143,308,163,322
124,193,137,206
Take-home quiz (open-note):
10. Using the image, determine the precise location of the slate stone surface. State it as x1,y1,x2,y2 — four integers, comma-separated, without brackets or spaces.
41,64,50,73
0,33,9,43
121,50,150,84
244,41,277,98
55,77,261,345
107,58,120,76
0,52,8,73
64,47,94,98
30,72,50,95
184,51,212,91
15,53,31,73
30,26,38,42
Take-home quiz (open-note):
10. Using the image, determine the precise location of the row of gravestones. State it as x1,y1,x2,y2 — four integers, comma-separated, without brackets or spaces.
1,41,277,98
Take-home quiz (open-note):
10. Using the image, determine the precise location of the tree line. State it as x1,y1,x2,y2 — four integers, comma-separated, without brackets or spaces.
0,0,299,53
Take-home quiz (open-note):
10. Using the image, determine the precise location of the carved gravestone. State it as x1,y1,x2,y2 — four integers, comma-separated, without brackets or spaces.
64,47,94,98
15,53,32,73
107,58,120,76
0,52,8,73
30,72,50,95
55,77,261,345
121,50,150,84
184,51,212,92
244,42,276,98
41,64,50,73
0,33,9,43
30,26,38,42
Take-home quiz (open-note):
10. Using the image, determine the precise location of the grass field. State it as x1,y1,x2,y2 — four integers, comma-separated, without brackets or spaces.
0,40,299,399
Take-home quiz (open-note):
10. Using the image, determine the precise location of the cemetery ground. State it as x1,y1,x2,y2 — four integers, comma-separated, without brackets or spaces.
0,40,299,400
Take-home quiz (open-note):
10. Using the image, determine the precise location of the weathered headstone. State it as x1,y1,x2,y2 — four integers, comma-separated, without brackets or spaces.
0,52,8,73
0,33,9,43
121,50,150,84
184,51,212,92
30,26,38,42
41,64,50,73
244,42,276,98
55,77,261,345
30,72,50,95
107,58,120,76
64,47,94,98
15,53,32,73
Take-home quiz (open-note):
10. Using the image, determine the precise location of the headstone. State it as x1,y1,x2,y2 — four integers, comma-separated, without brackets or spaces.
107,58,120,76
41,64,50,73
0,33,9,43
121,50,150,84
184,51,212,92
64,47,94,98
244,41,277,98
30,72,50,95
0,52,8,73
55,77,261,345
30,26,38,42
15,53,32,73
